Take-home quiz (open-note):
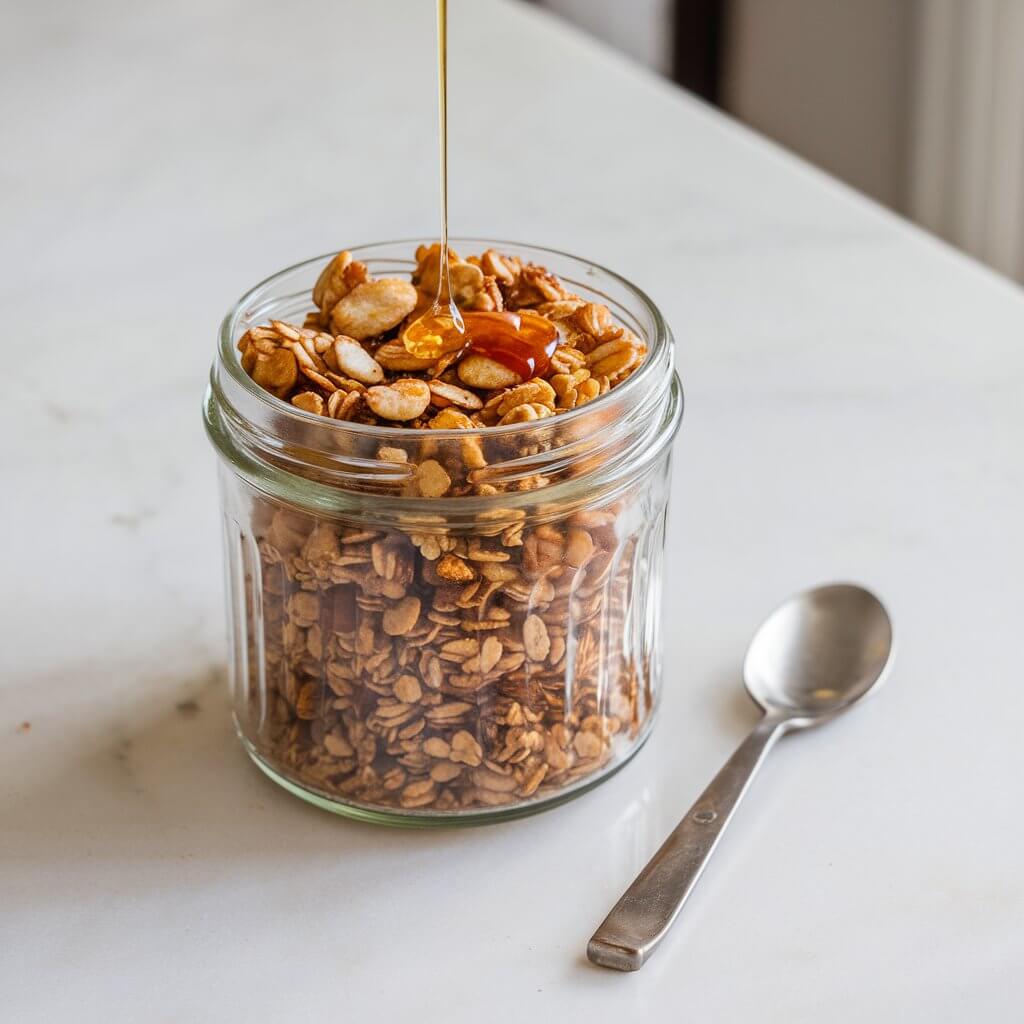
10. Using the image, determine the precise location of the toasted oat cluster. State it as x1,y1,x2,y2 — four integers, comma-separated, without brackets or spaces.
237,244,646,428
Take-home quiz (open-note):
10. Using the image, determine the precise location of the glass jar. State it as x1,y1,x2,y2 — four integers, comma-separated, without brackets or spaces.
204,240,683,825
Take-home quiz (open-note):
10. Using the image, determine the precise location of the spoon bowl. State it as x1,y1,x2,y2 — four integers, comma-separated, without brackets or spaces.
743,583,893,724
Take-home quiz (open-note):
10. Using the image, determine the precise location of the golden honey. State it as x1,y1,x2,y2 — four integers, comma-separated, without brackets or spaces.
403,309,559,378
404,0,555,380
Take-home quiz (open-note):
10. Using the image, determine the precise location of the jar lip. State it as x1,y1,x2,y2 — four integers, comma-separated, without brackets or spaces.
217,237,674,441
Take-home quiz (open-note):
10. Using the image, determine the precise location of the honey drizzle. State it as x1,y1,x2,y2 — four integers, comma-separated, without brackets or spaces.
434,0,462,333
405,310,559,379
402,0,558,381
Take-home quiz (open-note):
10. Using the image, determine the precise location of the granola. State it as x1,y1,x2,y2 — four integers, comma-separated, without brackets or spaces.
236,245,646,432
228,245,659,815
239,498,652,813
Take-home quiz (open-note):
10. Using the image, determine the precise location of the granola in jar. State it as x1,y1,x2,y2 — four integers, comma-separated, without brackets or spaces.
207,241,681,822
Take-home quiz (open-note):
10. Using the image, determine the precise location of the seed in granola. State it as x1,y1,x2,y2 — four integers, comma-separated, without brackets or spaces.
425,701,473,723
457,354,522,390
414,245,485,305
332,336,385,384
430,762,463,783
429,408,475,430
252,348,298,394
327,389,363,420
495,378,556,416
375,701,416,721
450,730,483,766
480,635,502,673
416,459,452,497
399,778,437,808
436,553,475,582
548,634,566,666
382,596,421,636
504,702,525,727
479,248,519,286
422,654,444,689
586,336,643,378
544,739,571,772
288,591,320,628
519,764,548,797
295,683,319,720
428,380,483,410
329,279,418,340
399,718,425,740
324,732,355,758
394,674,422,703
565,527,594,567
472,767,518,793
440,637,478,659
375,338,437,372
423,737,451,759
573,731,604,759
365,379,431,421
498,402,553,425
313,251,368,315
291,391,325,415
523,614,550,661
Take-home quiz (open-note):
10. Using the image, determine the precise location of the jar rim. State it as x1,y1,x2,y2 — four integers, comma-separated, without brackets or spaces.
217,237,675,441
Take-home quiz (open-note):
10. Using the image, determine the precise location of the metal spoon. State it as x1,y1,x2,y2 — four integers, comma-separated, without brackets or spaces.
587,583,894,972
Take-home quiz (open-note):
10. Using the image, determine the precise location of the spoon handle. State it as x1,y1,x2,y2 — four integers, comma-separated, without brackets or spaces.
587,715,786,971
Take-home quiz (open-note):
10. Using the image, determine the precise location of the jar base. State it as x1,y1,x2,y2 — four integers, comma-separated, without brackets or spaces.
239,718,655,828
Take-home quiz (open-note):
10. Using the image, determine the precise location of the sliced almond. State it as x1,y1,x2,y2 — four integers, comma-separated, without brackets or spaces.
291,392,324,416
416,459,452,498
428,380,484,410
376,338,437,372
480,636,503,673
457,354,522,390
523,614,550,662
423,737,451,759
573,731,604,760
365,379,431,421
323,732,355,758
329,279,418,340
382,596,421,636
450,730,483,766
333,336,384,384
252,348,298,392
430,762,463,783
394,673,422,703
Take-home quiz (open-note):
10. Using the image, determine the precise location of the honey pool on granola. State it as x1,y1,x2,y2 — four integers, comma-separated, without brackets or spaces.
227,243,660,814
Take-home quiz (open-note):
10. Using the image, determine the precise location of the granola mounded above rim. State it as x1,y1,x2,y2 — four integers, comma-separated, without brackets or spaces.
221,244,666,815
238,244,647,440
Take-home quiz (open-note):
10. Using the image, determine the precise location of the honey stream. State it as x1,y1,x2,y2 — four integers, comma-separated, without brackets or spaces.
403,0,558,380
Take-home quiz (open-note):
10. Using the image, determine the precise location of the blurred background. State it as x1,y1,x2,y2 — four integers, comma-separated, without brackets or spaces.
526,0,1024,283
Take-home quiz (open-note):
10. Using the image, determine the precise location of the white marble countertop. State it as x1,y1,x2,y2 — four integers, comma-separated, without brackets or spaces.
3,0,1023,1019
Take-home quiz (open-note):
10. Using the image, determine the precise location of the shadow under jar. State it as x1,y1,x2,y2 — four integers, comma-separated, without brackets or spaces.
204,240,683,825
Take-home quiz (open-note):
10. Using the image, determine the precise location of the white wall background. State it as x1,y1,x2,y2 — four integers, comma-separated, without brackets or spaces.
540,0,674,76
724,0,912,212
908,0,1024,281
533,0,1024,284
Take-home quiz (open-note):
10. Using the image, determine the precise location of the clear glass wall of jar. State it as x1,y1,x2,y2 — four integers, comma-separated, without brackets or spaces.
204,240,683,825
